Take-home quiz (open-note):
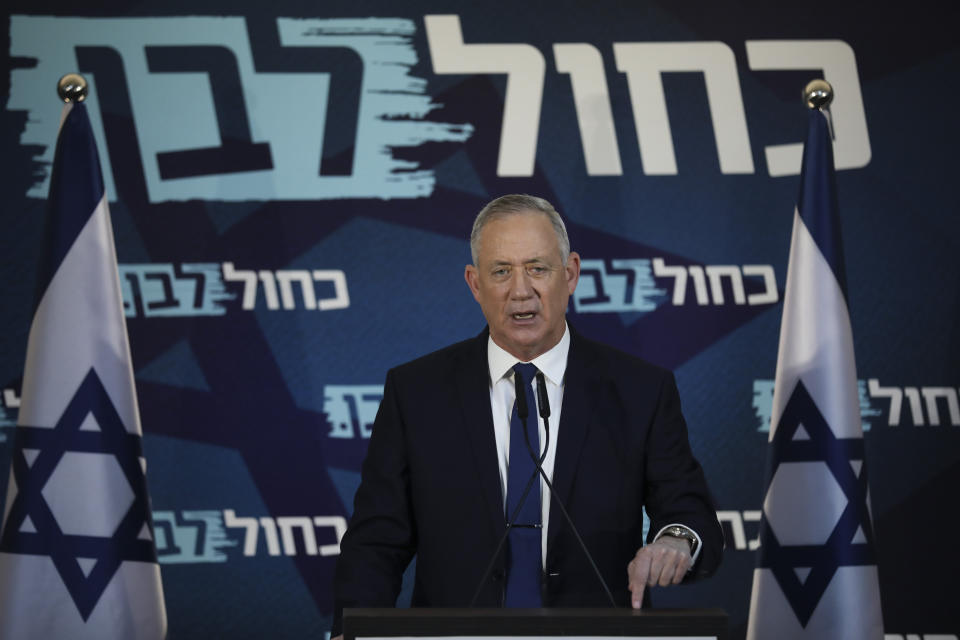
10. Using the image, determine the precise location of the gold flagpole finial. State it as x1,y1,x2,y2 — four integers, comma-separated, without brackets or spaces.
803,79,833,110
57,73,88,103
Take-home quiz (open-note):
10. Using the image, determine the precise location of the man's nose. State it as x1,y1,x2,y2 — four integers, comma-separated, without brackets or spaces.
508,269,534,298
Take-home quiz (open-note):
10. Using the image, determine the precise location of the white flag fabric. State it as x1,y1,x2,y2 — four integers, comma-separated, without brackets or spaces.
746,109,883,639
0,101,166,638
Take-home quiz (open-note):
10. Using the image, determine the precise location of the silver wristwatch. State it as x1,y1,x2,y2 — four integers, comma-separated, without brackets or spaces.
660,525,699,556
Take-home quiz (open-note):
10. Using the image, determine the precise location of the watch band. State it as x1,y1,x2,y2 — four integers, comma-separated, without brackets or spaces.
660,525,699,556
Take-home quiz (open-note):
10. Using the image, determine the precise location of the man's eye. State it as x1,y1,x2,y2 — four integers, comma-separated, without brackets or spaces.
528,265,547,275
492,268,509,277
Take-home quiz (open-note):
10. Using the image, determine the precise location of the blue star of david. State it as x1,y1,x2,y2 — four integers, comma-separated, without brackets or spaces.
0,368,158,621
756,379,877,627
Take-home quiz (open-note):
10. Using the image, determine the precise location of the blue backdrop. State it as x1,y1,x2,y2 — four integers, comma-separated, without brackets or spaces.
1,1,958,638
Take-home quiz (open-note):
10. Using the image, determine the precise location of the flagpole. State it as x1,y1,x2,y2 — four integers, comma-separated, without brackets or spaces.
745,78,883,640
0,72,166,639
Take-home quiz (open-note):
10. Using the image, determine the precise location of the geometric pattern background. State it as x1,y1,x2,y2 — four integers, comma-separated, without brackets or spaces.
1,2,958,638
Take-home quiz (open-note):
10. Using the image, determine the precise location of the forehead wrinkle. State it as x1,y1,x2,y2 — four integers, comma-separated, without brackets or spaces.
477,215,564,267
486,255,552,268
499,255,549,263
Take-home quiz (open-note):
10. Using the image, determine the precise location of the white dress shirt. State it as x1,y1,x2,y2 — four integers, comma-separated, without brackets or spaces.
487,324,569,566
486,322,702,568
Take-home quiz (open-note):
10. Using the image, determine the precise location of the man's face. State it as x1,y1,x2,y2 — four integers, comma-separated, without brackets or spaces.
465,211,580,362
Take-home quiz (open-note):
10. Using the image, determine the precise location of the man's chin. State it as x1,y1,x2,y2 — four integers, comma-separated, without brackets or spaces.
494,328,554,361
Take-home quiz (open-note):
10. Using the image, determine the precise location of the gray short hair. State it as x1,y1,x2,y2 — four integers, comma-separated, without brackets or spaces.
470,194,571,265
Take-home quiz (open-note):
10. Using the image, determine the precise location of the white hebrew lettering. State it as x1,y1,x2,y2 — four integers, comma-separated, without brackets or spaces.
314,516,348,556
705,265,745,305
257,271,281,310
652,258,688,305
553,43,622,176
222,263,350,311
223,509,259,556
743,510,762,551
653,259,778,306
3,389,20,409
276,271,317,310
314,270,350,310
277,516,319,555
425,14,544,177
686,266,710,305
717,510,747,550
903,388,924,426
742,265,778,305
868,379,903,426
222,262,258,310
259,517,282,556
745,40,870,176
614,42,753,175
921,387,960,426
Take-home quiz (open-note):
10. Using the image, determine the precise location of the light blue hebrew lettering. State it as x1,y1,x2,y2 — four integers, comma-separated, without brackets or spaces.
573,259,666,313
119,263,234,317
754,379,876,432
10,15,472,202
153,510,237,564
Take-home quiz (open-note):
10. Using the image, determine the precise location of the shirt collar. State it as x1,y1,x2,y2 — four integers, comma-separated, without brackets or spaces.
487,323,570,386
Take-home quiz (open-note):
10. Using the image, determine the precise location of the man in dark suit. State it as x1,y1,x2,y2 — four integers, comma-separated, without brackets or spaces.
331,195,722,637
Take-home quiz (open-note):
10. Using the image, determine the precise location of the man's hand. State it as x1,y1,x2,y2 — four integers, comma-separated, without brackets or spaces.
626,536,693,608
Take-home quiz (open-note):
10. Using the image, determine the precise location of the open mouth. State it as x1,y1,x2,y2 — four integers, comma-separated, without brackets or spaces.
512,312,535,320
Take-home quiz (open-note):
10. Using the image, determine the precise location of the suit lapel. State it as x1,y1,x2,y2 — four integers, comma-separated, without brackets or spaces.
547,328,601,554
454,329,506,539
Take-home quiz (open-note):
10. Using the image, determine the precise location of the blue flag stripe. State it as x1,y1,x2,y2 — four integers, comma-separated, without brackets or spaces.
34,103,106,314
796,109,848,301
747,104,882,639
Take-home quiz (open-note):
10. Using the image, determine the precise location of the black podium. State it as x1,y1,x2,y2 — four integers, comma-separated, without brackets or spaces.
344,608,728,640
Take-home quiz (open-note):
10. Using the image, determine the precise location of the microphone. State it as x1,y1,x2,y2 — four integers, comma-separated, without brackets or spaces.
470,370,616,608
535,372,550,419
531,372,616,607
468,368,545,607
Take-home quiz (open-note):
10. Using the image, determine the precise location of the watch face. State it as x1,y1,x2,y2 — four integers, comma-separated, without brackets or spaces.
664,527,697,552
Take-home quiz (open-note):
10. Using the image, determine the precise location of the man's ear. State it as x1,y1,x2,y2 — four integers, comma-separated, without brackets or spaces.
565,251,581,295
464,264,482,303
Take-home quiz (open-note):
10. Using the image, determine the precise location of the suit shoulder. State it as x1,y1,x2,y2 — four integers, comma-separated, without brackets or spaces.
387,334,482,380
575,332,673,383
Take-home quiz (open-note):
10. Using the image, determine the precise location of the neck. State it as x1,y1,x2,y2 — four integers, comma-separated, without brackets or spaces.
489,328,565,363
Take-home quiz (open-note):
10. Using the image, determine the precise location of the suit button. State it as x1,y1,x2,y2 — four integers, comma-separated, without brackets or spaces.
493,569,506,582
543,571,560,591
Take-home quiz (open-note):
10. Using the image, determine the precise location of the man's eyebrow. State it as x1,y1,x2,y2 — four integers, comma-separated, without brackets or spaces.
488,256,551,266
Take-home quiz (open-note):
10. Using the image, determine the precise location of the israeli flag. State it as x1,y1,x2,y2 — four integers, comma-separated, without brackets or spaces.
0,101,166,638
746,109,883,639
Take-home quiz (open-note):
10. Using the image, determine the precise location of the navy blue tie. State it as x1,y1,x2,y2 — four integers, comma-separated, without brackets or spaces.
504,363,542,607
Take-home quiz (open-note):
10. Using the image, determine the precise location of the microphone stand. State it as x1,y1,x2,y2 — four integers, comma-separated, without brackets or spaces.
468,370,547,607
469,371,616,608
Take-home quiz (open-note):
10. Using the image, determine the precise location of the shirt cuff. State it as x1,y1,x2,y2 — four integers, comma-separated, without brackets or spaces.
653,523,702,567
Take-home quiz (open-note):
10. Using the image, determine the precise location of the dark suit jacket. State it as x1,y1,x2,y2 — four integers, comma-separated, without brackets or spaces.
331,327,722,635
